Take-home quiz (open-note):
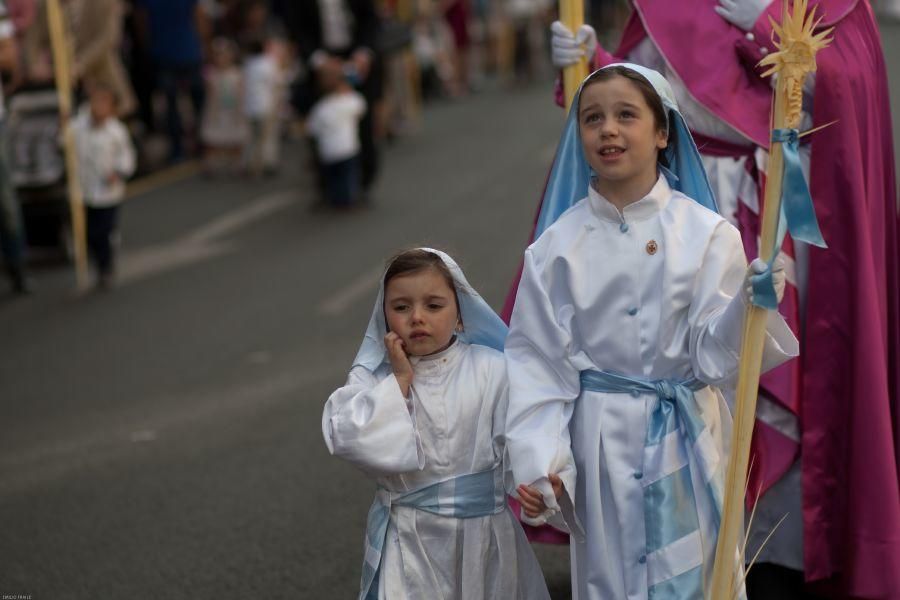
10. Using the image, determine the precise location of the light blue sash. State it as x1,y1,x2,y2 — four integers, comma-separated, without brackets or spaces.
580,370,726,600
359,466,506,600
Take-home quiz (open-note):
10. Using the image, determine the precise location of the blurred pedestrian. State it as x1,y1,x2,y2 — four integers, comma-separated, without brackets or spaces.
17,0,136,116
284,0,384,193
200,37,247,176
441,0,470,94
71,84,136,290
242,38,282,176
412,2,458,100
134,0,209,162
305,59,365,207
505,0,543,84
70,0,137,118
0,0,27,294
4,0,34,93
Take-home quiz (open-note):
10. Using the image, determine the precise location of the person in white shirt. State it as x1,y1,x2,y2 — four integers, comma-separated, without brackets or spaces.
305,62,366,206
322,248,551,600
71,84,136,289
242,38,284,176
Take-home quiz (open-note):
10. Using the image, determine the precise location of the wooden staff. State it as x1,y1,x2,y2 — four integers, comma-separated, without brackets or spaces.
709,1,832,597
559,0,588,109
46,0,88,289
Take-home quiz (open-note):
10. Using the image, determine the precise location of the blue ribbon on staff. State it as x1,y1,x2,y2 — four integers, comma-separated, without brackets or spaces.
750,128,827,309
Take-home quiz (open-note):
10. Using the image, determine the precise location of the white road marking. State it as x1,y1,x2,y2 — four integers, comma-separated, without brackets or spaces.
318,263,384,316
0,365,344,494
117,190,297,285
129,430,158,443
118,240,234,285
186,190,296,244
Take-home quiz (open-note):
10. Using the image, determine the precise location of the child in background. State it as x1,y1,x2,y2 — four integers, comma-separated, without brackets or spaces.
505,64,798,599
242,38,283,176
71,84,136,289
305,61,366,207
323,248,551,600
200,38,247,176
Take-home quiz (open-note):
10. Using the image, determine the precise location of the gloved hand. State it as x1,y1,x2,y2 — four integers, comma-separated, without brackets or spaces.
550,21,598,69
743,254,786,306
714,0,773,31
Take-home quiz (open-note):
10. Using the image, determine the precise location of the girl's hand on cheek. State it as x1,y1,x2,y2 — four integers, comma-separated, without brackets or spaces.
384,332,414,396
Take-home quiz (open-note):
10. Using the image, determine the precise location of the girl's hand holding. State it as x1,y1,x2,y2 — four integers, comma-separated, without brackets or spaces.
517,474,564,519
744,255,786,305
384,332,414,397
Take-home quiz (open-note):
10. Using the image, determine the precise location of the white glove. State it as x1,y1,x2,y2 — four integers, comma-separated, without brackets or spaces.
743,255,786,305
550,21,597,69
714,0,772,31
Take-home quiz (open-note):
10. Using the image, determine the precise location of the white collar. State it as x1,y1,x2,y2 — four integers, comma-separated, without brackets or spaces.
409,337,463,369
587,174,670,224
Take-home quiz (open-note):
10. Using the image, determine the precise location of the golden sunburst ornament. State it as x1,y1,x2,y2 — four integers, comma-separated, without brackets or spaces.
758,0,833,127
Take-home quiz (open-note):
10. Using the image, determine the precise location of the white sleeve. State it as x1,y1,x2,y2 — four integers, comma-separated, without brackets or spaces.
113,123,136,178
322,366,425,476
305,108,321,137
505,248,581,533
353,94,366,118
0,1,13,40
689,221,799,387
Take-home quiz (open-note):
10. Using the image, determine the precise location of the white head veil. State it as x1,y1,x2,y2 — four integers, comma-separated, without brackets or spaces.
352,248,508,371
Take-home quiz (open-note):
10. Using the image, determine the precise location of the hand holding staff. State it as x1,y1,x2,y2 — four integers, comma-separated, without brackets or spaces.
710,1,832,597
558,0,589,109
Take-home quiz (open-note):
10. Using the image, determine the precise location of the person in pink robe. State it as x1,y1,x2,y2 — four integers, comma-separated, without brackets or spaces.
504,1,900,597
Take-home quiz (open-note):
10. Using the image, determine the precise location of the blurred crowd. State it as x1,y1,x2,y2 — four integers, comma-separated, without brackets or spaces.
0,0,579,174
0,0,647,292
0,0,579,291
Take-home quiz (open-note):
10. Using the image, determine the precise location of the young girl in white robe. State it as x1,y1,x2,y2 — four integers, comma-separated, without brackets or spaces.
323,248,551,600
504,64,799,600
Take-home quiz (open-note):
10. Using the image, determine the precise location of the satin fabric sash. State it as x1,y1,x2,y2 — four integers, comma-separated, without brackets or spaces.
579,369,726,600
751,128,827,309
359,466,506,600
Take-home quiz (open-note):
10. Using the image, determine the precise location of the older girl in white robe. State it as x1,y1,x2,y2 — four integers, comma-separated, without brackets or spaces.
505,65,799,600
323,248,551,600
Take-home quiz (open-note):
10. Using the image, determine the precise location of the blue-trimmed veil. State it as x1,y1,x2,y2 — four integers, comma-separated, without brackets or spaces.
535,63,718,238
352,248,508,371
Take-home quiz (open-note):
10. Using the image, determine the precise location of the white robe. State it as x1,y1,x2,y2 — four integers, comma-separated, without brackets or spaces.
323,340,551,600
627,39,815,572
505,176,799,600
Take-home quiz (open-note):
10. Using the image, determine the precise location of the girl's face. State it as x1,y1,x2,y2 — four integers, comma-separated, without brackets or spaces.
89,90,116,123
384,267,459,357
578,75,667,201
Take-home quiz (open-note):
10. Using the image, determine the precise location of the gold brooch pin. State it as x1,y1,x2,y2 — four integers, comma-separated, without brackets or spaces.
646,240,658,255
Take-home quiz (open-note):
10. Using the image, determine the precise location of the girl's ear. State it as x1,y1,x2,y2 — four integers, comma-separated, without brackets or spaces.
655,127,668,150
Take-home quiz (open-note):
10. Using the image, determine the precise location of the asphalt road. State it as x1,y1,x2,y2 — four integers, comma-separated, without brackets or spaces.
1,17,899,600
0,75,570,599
